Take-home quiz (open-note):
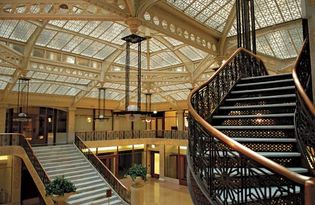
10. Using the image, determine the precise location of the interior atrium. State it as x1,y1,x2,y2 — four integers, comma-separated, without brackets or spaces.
0,0,314,205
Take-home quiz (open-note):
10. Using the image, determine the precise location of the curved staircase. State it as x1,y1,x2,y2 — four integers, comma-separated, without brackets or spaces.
187,40,315,205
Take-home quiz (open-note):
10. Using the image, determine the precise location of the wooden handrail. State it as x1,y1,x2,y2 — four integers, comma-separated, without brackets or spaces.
188,48,312,186
292,39,315,116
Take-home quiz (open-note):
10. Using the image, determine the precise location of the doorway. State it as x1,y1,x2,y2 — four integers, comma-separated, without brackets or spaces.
150,151,160,178
178,155,187,185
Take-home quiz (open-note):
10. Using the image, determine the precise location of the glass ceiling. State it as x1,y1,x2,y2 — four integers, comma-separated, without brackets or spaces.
0,0,305,104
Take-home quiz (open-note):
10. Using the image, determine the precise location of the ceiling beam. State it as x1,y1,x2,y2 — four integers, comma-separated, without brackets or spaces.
219,3,236,56
141,2,219,54
192,55,218,82
0,1,125,21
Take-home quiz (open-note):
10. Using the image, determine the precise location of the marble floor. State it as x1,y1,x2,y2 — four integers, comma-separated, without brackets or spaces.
121,178,193,205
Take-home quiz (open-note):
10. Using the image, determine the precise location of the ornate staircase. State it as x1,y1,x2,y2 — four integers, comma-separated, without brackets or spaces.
33,144,127,205
187,40,315,205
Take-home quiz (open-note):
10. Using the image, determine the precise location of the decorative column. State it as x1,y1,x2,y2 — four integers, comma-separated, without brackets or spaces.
0,104,7,133
67,107,76,143
11,156,21,205
159,144,165,181
302,0,315,101
177,110,184,131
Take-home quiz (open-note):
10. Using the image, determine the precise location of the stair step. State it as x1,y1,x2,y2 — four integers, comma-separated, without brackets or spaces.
219,103,296,110
32,144,74,151
37,152,79,160
74,178,104,188
224,138,297,143
71,175,100,184
76,183,107,193
230,86,295,94
218,185,300,204
214,125,294,130
63,172,97,181
225,94,296,102
68,187,107,201
217,151,301,158
213,113,295,119
213,167,308,176
33,148,77,155
49,168,94,178
236,79,293,87
44,161,89,170
85,196,121,205
67,191,108,204
47,165,91,175
240,73,291,81
41,158,84,167
40,155,83,163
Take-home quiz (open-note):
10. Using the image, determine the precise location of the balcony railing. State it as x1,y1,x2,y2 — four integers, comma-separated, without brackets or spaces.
75,130,188,141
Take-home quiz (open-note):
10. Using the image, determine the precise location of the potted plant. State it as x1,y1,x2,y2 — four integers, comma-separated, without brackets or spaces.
127,164,147,205
127,164,147,184
45,176,76,205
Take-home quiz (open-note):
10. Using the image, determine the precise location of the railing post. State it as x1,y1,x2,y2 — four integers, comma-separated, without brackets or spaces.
305,179,315,205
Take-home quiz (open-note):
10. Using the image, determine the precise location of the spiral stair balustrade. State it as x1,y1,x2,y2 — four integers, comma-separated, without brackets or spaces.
187,45,315,205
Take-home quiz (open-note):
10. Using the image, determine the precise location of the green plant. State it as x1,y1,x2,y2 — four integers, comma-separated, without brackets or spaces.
45,176,76,196
127,164,147,181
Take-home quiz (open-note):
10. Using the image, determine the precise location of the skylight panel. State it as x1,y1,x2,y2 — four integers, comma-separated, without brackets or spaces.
0,81,7,89
35,83,50,93
167,0,192,10
89,22,113,38
47,32,73,50
81,41,105,57
94,45,116,60
46,74,58,81
36,29,57,46
54,86,70,95
49,20,67,28
62,36,84,52
149,38,167,52
99,23,125,42
111,28,131,45
10,21,37,42
63,21,87,32
0,20,18,38
32,72,49,80
72,39,93,54
66,87,80,96
29,83,41,92
46,84,59,94
0,66,15,75
79,21,101,35
179,46,207,61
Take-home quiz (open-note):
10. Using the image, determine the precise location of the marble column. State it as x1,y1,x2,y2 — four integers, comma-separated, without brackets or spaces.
302,0,315,101
176,110,184,131
67,107,76,143
11,156,21,205
158,144,165,181
0,104,7,133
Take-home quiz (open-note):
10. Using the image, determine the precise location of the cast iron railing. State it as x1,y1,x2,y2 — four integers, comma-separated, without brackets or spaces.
187,48,315,204
74,136,130,204
75,130,188,141
0,133,50,186
293,38,315,174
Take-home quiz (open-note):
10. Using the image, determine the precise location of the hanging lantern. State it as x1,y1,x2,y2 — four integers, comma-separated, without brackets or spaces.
16,77,30,119
95,87,109,120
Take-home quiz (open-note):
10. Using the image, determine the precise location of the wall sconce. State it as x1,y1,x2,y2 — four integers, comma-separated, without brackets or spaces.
48,117,52,123
87,117,92,123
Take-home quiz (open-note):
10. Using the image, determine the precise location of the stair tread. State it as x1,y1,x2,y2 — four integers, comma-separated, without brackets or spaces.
44,161,89,170
226,138,297,143
213,113,295,119
219,103,296,110
240,73,291,81
69,187,107,200
217,151,301,158
236,78,293,87
225,94,296,102
74,178,104,187
67,191,112,204
76,183,107,192
47,165,91,174
213,167,308,175
49,168,94,177
214,125,294,129
230,86,295,94
218,185,300,204
85,196,121,205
